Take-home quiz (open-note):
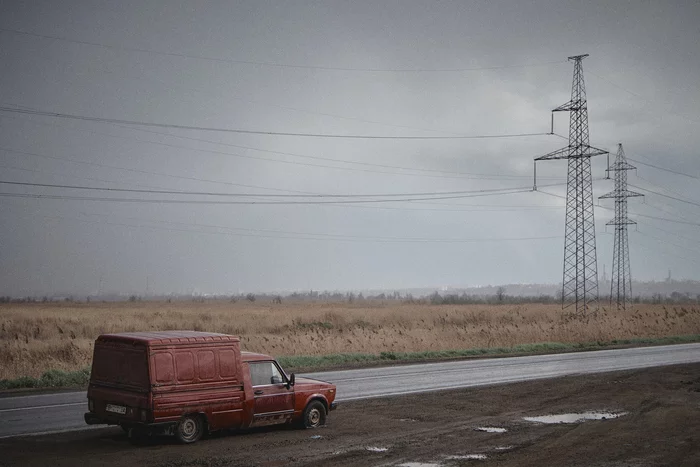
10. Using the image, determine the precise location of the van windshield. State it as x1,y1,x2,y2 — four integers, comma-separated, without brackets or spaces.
91,342,149,390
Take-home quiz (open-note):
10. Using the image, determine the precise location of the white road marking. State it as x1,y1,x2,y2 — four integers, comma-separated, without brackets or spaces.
0,402,85,413
0,391,84,401
0,425,108,440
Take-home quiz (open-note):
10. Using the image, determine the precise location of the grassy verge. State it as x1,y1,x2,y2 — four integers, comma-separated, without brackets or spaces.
0,368,91,390
3,334,700,391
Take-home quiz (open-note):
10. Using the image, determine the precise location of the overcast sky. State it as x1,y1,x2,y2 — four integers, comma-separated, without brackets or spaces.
1,0,699,296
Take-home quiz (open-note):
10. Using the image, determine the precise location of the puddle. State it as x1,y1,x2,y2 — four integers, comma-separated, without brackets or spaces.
474,426,507,433
366,446,389,452
494,446,514,451
446,454,488,460
399,418,418,422
523,411,627,424
309,435,323,439
398,463,442,467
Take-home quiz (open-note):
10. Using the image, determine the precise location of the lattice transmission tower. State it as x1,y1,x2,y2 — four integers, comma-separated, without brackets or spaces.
534,54,608,314
599,144,643,309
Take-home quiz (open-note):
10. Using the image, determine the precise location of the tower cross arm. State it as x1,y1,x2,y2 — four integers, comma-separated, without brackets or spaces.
553,100,585,112
608,161,637,171
535,145,608,161
599,189,644,199
535,146,571,161
606,218,637,226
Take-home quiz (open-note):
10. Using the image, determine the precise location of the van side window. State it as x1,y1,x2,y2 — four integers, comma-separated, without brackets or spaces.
249,362,284,386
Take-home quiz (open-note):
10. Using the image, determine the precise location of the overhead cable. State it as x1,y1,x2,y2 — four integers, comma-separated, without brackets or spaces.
0,188,534,205
1,116,560,181
629,184,700,208
0,27,565,73
0,106,553,140
630,158,700,180
0,179,536,199
70,211,563,244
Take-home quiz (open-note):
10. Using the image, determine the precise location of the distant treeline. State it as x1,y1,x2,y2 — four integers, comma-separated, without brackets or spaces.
3,289,700,305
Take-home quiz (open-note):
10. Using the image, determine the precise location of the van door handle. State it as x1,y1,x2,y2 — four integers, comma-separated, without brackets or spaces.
254,390,263,395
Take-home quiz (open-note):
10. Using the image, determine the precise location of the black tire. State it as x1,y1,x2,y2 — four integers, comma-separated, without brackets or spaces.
302,401,327,429
175,414,204,444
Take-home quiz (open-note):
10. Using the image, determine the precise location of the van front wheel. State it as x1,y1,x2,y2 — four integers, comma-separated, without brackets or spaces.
176,414,204,444
302,401,326,429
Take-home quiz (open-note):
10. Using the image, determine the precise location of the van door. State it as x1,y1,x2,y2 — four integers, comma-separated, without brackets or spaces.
248,361,294,426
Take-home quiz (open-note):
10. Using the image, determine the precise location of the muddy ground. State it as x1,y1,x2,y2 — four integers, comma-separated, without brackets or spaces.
2,363,700,467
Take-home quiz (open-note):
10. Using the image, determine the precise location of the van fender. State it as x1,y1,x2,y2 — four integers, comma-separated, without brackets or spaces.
299,394,329,414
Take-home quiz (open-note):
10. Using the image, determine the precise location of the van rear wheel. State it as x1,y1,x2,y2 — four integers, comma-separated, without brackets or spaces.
176,414,204,444
302,401,326,429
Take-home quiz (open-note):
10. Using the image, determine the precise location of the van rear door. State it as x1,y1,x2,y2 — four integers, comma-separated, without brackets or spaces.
88,339,150,424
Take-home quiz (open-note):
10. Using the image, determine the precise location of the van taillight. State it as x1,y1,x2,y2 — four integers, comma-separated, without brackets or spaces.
88,399,94,412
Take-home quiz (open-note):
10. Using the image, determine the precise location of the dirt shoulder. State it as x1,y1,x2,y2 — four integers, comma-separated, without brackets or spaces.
3,363,700,467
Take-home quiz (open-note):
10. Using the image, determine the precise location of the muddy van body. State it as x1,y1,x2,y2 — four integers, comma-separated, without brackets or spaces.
84,331,336,443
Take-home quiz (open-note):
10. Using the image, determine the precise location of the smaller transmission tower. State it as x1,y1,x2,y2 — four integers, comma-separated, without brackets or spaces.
599,144,643,309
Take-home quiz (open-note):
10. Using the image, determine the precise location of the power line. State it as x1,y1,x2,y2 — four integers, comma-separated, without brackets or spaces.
0,188,536,205
0,106,553,140
641,199,699,224
0,206,565,244
586,69,700,126
636,230,700,265
539,188,700,227
639,223,700,247
629,158,700,180
629,184,700,209
635,174,698,206
116,124,557,180
632,211,700,227
71,211,564,244
33,60,475,137
2,114,561,182
0,163,180,193
0,146,317,195
0,27,566,73
0,165,564,212
0,179,536,199
0,149,568,213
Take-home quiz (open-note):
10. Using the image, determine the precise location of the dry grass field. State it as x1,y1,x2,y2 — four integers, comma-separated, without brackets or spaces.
2,300,700,380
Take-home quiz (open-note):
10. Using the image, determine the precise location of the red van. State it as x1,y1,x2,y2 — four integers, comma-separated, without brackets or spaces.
84,331,337,443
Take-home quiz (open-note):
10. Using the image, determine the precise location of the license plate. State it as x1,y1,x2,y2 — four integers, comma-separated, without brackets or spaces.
106,404,126,415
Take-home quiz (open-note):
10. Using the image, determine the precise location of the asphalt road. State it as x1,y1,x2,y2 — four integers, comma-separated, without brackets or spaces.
2,343,699,439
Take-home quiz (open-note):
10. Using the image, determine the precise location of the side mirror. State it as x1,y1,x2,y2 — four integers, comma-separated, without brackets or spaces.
288,373,295,388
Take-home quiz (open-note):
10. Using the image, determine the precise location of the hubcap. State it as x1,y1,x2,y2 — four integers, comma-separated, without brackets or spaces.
309,408,321,426
181,419,196,437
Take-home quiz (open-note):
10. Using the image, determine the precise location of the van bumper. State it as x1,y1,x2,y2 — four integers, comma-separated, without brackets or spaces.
84,412,129,426
85,412,108,425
